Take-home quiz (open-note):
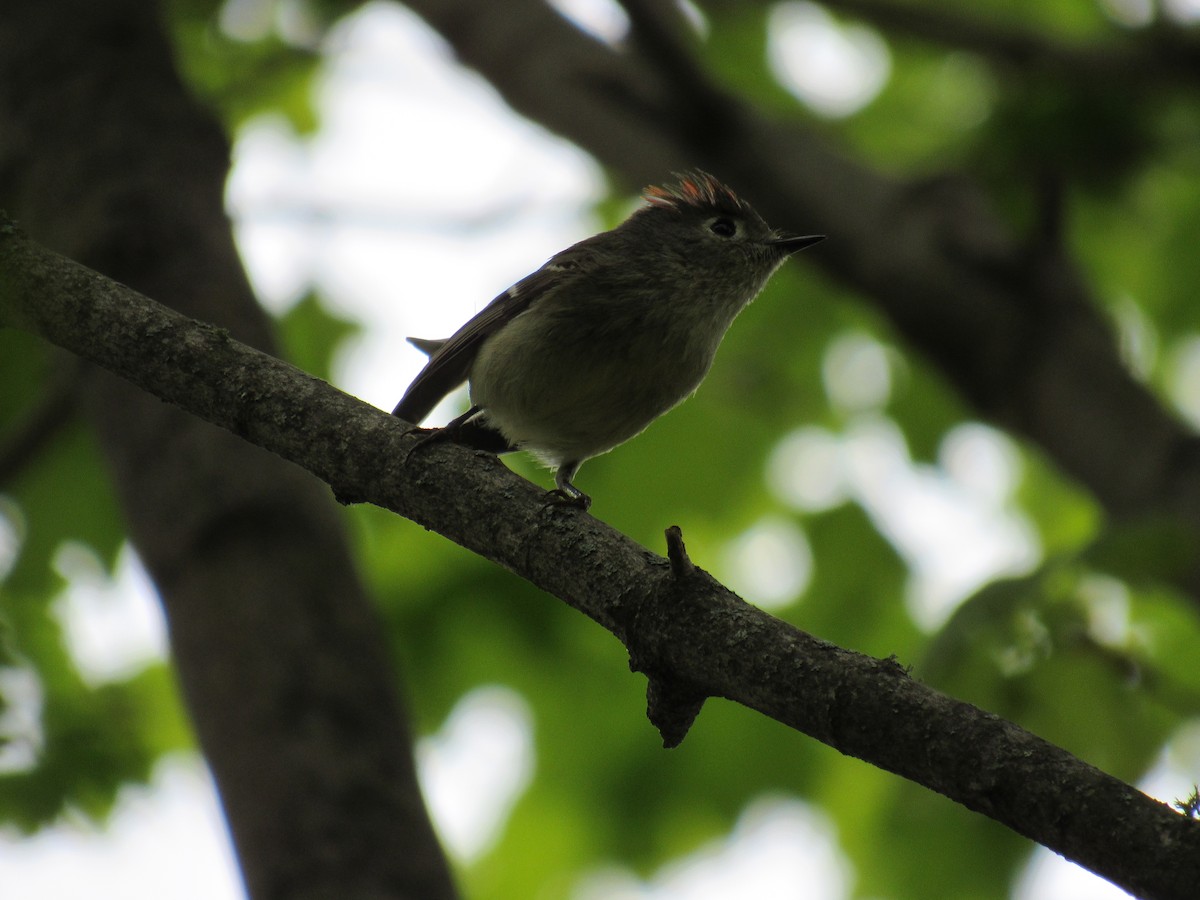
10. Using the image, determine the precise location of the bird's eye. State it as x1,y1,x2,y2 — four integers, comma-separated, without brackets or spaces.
708,217,737,238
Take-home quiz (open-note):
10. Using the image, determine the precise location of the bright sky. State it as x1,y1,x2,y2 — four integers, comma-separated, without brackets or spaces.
0,2,1191,898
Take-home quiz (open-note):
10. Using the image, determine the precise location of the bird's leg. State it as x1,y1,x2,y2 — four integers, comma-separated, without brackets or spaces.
430,405,483,440
545,460,591,511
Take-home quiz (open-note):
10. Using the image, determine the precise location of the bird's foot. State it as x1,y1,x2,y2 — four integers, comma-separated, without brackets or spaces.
401,405,488,465
545,461,591,511
401,425,456,466
543,485,591,512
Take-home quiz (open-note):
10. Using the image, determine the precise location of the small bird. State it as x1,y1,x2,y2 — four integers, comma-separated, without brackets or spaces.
393,171,823,509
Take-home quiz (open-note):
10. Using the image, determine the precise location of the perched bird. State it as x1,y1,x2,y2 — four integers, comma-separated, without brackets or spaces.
393,171,823,509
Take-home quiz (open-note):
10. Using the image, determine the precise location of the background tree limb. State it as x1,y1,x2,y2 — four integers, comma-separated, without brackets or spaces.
811,0,1200,88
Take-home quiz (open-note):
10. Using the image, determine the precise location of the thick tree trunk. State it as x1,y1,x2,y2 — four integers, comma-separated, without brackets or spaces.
0,2,457,897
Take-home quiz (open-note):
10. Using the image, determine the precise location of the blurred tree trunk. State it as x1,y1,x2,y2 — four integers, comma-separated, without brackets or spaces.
0,2,457,898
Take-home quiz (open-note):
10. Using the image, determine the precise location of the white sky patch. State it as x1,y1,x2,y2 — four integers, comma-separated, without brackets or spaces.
1018,721,1200,899
675,0,709,38
0,496,21,581
1112,294,1157,380
0,666,43,773
1165,0,1200,22
225,119,316,309
847,417,1039,628
546,0,630,43
767,426,850,512
0,756,242,900
721,516,814,610
51,542,167,686
768,1,891,118
1075,572,1132,648
769,417,1039,628
822,330,892,412
1164,334,1200,428
219,0,275,43
1017,849,1139,900
1099,0,1155,27
573,797,850,900
416,685,534,862
938,422,1021,507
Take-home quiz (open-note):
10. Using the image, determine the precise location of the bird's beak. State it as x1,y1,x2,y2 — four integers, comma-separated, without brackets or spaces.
770,234,826,254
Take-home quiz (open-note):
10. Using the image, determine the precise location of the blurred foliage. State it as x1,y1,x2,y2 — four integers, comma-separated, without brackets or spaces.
2,1,1200,899
165,0,326,131
277,290,362,382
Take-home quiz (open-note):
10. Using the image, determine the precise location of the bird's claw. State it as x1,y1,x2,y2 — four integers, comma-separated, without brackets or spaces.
401,426,452,466
543,486,592,512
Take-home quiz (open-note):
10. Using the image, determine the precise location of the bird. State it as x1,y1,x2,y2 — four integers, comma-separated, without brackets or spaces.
393,171,823,509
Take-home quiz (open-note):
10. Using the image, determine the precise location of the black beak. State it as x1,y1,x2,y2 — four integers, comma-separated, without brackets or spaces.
770,234,826,255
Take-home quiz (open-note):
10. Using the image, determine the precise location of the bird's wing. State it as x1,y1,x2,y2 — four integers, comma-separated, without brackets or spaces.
391,242,597,423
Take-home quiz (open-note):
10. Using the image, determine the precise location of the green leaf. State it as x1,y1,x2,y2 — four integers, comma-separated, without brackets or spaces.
276,290,362,382
0,663,190,831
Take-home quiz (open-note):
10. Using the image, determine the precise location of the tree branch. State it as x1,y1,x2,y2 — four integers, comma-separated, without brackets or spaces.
809,0,1200,89
3,223,1197,900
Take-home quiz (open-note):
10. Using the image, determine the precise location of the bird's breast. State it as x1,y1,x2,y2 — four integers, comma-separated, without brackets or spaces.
468,305,720,462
